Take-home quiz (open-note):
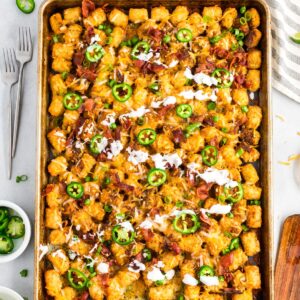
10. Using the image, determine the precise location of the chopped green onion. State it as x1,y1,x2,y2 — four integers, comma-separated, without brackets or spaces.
163,35,171,43
107,79,117,88
231,43,239,51
84,199,91,206
213,115,219,122
110,123,117,129
104,204,112,213
236,32,245,40
85,176,92,182
136,116,145,126
240,6,247,14
176,201,184,208
219,275,225,282
106,37,113,44
131,36,139,46
155,280,164,286
163,196,171,204
52,34,60,43
207,101,216,111
221,127,228,133
248,200,261,205
103,103,111,109
240,17,247,25
236,148,244,157
224,231,232,238
245,11,252,21
20,269,28,277
238,40,244,47
198,200,204,207
241,105,249,113
98,24,107,30
16,175,28,183
242,224,249,232
61,72,68,80
220,137,228,146
105,26,113,35
227,212,234,218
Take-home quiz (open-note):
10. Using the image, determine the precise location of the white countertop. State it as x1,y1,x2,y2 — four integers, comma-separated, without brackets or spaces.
0,0,299,298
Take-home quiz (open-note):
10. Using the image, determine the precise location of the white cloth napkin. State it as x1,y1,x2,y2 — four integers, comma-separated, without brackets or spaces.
267,0,300,103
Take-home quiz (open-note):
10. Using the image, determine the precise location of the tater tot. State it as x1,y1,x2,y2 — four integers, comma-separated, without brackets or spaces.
170,6,189,25
129,8,149,23
109,8,128,28
247,49,262,69
151,6,170,21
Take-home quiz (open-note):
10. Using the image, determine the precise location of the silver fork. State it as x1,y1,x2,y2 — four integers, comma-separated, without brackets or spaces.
0,49,18,179
12,26,33,157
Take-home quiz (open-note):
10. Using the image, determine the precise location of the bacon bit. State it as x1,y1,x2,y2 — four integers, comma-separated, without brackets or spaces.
73,51,85,66
133,59,146,68
157,104,174,117
84,98,95,112
141,228,154,241
120,117,132,130
176,48,190,60
240,142,251,153
275,114,285,122
211,47,229,59
82,0,95,18
42,184,55,196
223,271,234,283
58,182,67,194
219,252,234,274
234,74,245,85
186,170,195,186
168,242,181,254
112,173,134,192
199,210,211,225
203,116,215,126
209,136,219,148
77,65,97,82
97,273,109,287
230,52,247,69
100,246,112,258
76,230,97,244
172,129,186,144
135,252,143,262
196,185,210,200
149,208,160,218
97,152,108,162
116,69,124,83
150,63,166,73
195,61,215,74
76,291,89,300
147,27,164,43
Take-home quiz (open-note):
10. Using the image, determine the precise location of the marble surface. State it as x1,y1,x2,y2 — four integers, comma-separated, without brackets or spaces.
0,0,300,298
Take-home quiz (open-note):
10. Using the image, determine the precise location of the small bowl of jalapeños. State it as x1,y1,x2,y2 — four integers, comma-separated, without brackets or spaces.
0,200,31,263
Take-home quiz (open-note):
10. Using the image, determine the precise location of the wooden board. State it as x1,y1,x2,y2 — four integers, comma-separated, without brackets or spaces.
275,215,300,299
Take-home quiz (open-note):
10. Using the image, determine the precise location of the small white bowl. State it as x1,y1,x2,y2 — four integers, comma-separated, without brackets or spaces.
0,286,23,300
0,200,31,263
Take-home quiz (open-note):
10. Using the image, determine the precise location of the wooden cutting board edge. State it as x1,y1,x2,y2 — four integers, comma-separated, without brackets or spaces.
275,214,300,300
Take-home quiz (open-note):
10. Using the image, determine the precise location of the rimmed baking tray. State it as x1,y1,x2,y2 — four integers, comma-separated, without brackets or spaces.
35,0,273,299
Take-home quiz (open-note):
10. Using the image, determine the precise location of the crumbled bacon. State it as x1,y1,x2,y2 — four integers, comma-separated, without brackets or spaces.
195,62,215,74
149,208,160,218
133,59,146,68
112,173,134,192
199,210,211,226
168,242,181,254
120,117,132,130
218,252,234,274
223,271,234,283
135,252,143,262
84,98,95,111
141,228,154,241
76,291,89,300
76,230,97,244
175,48,190,60
157,104,174,116
211,47,229,59
172,129,186,144
147,27,164,43
209,136,219,148
230,52,247,69
58,182,67,194
73,51,85,66
76,65,97,82
196,182,213,200
42,184,55,196
137,61,166,75
234,74,245,86
82,0,95,18
101,246,112,257
97,274,109,287
203,116,215,126
97,152,108,162
116,69,124,83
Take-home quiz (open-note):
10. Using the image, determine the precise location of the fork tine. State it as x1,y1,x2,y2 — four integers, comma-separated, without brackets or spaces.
11,49,17,72
26,27,30,52
9,48,16,73
5,49,11,73
2,49,7,72
7,49,13,73
18,27,21,51
27,27,32,51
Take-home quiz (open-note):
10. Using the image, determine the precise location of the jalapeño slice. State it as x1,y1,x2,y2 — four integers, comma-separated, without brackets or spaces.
67,268,88,290
63,93,83,110
198,265,215,277
16,0,35,14
0,235,14,254
85,44,104,63
131,41,151,60
6,216,25,239
112,224,135,245
224,182,244,203
211,68,233,88
201,145,218,166
176,104,193,119
173,211,200,234
66,182,84,199
176,28,193,43
0,208,9,223
147,168,167,187
90,134,103,154
137,128,157,145
112,83,133,102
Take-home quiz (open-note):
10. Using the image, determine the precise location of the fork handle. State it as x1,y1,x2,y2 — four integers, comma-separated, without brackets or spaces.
12,63,24,157
7,85,13,179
